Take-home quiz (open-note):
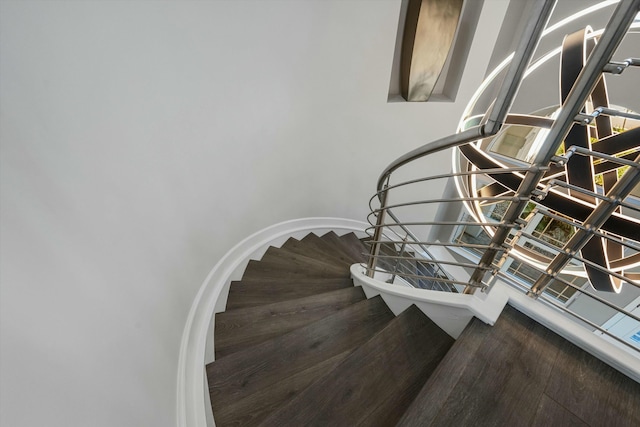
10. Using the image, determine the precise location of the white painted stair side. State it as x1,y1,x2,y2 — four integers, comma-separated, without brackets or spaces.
351,264,508,339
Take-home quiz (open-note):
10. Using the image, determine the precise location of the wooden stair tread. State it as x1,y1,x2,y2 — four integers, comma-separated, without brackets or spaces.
306,232,362,264
318,231,361,261
214,286,366,358
213,350,351,427
397,305,640,427
396,315,489,427
337,232,369,263
281,234,356,268
258,305,454,427
212,229,639,426
225,277,354,310
241,258,350,282
229,276,355,286
257,245,350,273
321,231,367,264
207,296,394,413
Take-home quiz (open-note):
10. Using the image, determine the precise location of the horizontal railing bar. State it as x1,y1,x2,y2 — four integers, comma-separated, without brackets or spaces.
391,272,468,287
547,179,616,203
590,230,640,252
371,253,492,270
368,246,455,283
564,254,640,288
507,240,640,291
496,270,535,293
393,262,454,286
533,184,640,218
383,209,452,280
371,166,541,199
367,239,495,251
530,208,580,226
513,231,565,254
498,257,547,277
369,221,522,228
618,201,640,214
392,262,423,282
545,274,640,324
531,208,640,251
531,150,640,295
604,57,640,73
576,106,640,124
545,180,640,213
595,155,640,180
494,269,640,353
597,106,640,120
365,208,456,283
498,271,640,332
567,145,640,168
371,196,526,214
538,295,640,353
366,266,476,288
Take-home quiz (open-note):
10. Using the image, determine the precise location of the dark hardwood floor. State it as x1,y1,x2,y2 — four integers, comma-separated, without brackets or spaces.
207,231,640,426
259,305,454,427
398,305,640,427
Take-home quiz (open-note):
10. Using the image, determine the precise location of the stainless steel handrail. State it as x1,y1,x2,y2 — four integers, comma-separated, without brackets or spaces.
368,0,556,282
373,254,491,271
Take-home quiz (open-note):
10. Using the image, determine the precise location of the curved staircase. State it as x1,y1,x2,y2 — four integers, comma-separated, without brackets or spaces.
206,232,454,426
206,231,640,426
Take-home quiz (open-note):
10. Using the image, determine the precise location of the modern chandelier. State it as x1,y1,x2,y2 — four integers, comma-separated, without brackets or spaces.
453,2,640,293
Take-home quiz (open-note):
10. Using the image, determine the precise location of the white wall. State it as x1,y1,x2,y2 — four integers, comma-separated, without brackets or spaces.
0,1,508,426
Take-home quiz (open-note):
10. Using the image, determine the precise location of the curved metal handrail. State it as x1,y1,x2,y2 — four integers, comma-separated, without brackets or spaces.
376,0,558,195
376,125,487,194
376,115,558,195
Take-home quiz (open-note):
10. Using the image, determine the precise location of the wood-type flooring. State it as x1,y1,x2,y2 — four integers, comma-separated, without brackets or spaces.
207,231,640,426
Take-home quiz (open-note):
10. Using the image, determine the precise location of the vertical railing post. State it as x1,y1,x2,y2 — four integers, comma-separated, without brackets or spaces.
367,184,389,278
464,0,639,294
529,153,640,296
483,0,557,135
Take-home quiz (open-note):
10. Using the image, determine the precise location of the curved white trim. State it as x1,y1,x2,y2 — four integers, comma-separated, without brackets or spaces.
351,264,509,338
176,217,369,427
